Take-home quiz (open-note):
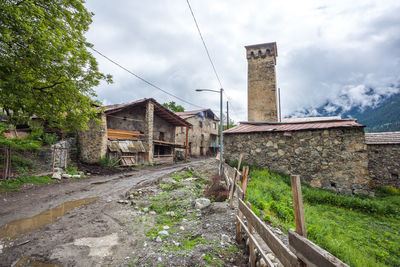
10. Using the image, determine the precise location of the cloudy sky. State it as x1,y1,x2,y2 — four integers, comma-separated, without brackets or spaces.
84,0,400,122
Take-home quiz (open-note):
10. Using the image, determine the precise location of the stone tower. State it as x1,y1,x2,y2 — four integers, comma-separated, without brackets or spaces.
246,42,278,122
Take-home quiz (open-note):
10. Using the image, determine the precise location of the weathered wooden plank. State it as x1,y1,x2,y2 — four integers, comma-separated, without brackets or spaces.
289,229,349,267
236,215,274,267
238,199,300,267
247,202,256,267
291,175,307,237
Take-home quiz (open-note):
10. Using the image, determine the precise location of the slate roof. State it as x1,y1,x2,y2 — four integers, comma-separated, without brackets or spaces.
104,98,191,127
223,119,363,134
365,132,400,145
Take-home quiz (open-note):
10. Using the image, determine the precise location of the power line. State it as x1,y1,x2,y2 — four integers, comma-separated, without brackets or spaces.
88,47,204,109
186,0,223,89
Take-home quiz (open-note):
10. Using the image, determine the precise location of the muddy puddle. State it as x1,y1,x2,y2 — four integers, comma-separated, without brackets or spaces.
0,197,99,241
14,256,61,267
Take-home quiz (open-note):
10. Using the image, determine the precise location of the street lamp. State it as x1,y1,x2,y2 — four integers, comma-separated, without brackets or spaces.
195,88,224,177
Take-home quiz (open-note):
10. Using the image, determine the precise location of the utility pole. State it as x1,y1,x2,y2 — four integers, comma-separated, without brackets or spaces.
278,87,282,122
226,101,229,129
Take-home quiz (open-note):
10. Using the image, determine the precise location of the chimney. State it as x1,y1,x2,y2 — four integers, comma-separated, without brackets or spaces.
245,42,278,122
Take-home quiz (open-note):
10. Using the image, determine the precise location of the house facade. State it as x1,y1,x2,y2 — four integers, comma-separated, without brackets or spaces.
175,109,219,156
77,98,190,165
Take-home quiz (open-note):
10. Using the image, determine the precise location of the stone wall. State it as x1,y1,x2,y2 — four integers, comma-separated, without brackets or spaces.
153,113,175,143
224,127,371,195
106,106,146,132
52,138,75,168
368,144,400,189
77,114,107,164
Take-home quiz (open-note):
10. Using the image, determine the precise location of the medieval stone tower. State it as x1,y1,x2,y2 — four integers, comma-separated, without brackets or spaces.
245,42,278,122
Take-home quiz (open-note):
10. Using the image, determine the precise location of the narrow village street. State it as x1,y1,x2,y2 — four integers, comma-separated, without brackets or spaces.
0,158,248,266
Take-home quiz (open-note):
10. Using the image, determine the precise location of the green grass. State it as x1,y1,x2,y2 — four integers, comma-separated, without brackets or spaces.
0,175,55,193
246,168,400,267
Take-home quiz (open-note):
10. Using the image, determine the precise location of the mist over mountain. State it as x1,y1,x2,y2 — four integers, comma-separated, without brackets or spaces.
290,83,400,132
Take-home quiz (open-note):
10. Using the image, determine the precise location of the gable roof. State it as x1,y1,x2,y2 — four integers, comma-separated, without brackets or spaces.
176,109,219,121
365,132,400,145
224,119,363,134
105,98,191,127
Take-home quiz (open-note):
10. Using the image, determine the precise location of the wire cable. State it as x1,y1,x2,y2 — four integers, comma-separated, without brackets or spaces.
25,2,205,110
88,47,204,109
186,0,223,89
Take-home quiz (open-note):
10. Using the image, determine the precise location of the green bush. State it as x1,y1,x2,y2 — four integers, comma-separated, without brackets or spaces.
42,133,59,145
99,157,119,167
376,186,400,196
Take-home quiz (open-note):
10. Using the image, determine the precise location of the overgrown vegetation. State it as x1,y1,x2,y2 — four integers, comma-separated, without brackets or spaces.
0,175,54,193
244,167,400,267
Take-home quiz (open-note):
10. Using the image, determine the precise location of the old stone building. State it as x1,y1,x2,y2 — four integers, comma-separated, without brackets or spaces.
366,132,400,189
246,42,278,122
78,98,190,165
223,41,375,194
175,109,219,156
224,120,370,194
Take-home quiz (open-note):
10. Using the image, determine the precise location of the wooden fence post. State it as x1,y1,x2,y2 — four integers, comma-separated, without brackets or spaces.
247,202,256,267
290,175,307,237
236,166,249,242
229,154,243,209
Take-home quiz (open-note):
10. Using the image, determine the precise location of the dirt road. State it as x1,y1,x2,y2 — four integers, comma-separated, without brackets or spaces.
0,158,246,266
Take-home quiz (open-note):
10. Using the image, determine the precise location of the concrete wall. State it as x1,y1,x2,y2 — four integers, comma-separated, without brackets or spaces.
246,43,278,122
368,144,400,189
224,127,371,195
77,114,107,164
176,116,218,156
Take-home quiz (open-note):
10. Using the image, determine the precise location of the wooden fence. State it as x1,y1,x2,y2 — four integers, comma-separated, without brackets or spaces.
223,155,349,267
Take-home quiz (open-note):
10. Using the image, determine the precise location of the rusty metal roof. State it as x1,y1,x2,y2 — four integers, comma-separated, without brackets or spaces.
176,109,219,121
223,119,363,134
365,132,400,145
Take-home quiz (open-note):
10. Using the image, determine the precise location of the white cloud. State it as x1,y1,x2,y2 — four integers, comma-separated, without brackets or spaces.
84,0,400,122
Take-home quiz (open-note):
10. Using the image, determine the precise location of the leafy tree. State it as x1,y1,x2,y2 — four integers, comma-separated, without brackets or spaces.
163,101,185,112
0,0,112,132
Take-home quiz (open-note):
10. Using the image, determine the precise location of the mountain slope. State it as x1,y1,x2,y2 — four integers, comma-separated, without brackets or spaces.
343,93,400,132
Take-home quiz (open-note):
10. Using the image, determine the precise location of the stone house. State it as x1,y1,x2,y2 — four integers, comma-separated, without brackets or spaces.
175,109,219,156
77,98,190,165
224,120,371,195
366,132,400,189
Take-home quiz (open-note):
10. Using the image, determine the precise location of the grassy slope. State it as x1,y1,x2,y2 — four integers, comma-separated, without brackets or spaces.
0,175,54,194
246,169,400,267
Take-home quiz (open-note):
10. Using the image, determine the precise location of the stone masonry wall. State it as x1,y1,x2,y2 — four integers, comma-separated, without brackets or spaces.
77,114,107,164
224,127,371,195
368,144,400,189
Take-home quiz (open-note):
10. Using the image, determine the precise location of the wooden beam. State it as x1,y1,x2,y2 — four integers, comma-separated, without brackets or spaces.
291,175,307,237
185,126,189,159
236,215,275,267
238,199,301,267
289,229,349,267
247,202,256,267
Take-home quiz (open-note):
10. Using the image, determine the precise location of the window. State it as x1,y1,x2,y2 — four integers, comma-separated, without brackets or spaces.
199,121,203,128
213,122,216,129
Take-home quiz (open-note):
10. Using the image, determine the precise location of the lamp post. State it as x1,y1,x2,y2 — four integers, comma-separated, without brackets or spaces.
195,88,223,177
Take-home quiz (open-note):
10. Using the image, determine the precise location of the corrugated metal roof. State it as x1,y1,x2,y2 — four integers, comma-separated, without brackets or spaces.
224,119,363,134
176,109,219,121
365,132,400,144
